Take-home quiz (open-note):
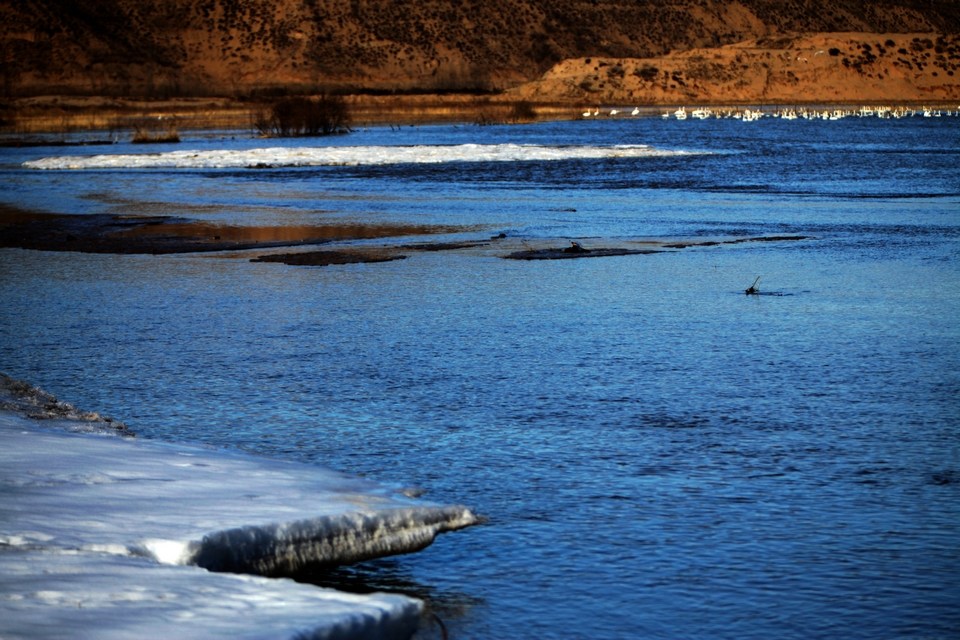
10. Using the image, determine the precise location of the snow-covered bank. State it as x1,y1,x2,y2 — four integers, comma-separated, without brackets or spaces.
0,376,479,638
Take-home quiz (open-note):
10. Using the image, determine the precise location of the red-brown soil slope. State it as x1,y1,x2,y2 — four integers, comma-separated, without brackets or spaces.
2,0,958,98
509,33,960,105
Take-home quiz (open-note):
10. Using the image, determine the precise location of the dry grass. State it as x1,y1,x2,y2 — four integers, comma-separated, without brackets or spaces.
1,98,256,135
0,94,577,134
131,129,181,144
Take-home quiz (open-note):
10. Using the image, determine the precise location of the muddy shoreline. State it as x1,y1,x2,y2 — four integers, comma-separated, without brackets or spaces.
0,206,461,256
0,204,812,264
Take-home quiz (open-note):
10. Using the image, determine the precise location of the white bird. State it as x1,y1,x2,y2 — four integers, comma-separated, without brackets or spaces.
631,107,640,116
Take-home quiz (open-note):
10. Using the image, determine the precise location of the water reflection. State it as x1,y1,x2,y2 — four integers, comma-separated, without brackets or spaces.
116,220,458,244
293,558,483,639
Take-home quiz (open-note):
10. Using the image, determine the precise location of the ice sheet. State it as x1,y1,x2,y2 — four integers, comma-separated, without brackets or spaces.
0,378,478,638
1,549,421,640
22,143,700,169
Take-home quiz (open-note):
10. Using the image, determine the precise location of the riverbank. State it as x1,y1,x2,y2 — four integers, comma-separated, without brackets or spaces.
0,94,579,137
3,94,956,143
3,33,957,138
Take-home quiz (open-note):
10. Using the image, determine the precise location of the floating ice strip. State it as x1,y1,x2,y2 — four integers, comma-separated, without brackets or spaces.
0,376,479,638
23,143,700,169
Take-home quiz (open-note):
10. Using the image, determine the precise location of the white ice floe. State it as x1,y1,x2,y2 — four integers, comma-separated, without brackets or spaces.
0,379,478,639
1,550,420,640
23,143,699,170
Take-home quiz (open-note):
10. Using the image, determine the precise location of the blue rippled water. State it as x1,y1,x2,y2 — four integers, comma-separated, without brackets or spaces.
2,115,959,639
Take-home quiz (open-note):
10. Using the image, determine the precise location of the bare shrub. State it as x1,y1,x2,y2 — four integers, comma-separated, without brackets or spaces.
255,95,351,137
473,100,537,126
509,101,536,122
634,64,659,81
131,117,180,144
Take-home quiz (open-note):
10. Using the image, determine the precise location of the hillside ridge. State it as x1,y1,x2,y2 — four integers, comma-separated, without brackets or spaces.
510,32,960,105
3,0,959,98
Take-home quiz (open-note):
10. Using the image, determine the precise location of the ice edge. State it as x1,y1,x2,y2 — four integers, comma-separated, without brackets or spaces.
138,505,480,575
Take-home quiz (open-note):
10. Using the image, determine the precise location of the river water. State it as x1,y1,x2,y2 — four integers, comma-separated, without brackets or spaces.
2,114,959,639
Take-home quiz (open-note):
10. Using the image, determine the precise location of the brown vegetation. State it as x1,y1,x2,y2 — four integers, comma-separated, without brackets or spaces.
2,0,959,98
509,33,960,105
131,116,180,143
253,95,351,137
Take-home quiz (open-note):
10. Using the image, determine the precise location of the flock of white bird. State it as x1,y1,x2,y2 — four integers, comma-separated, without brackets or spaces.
581,106,644,117
581,105,960,121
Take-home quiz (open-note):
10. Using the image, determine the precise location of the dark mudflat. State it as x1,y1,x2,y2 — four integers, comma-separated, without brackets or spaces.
251,250,407,266
250,239,491,266
504,247,661,260
0,206,457,255
0,206,815,266
406,240,489,252
664,235,810,249
503,235,810,260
